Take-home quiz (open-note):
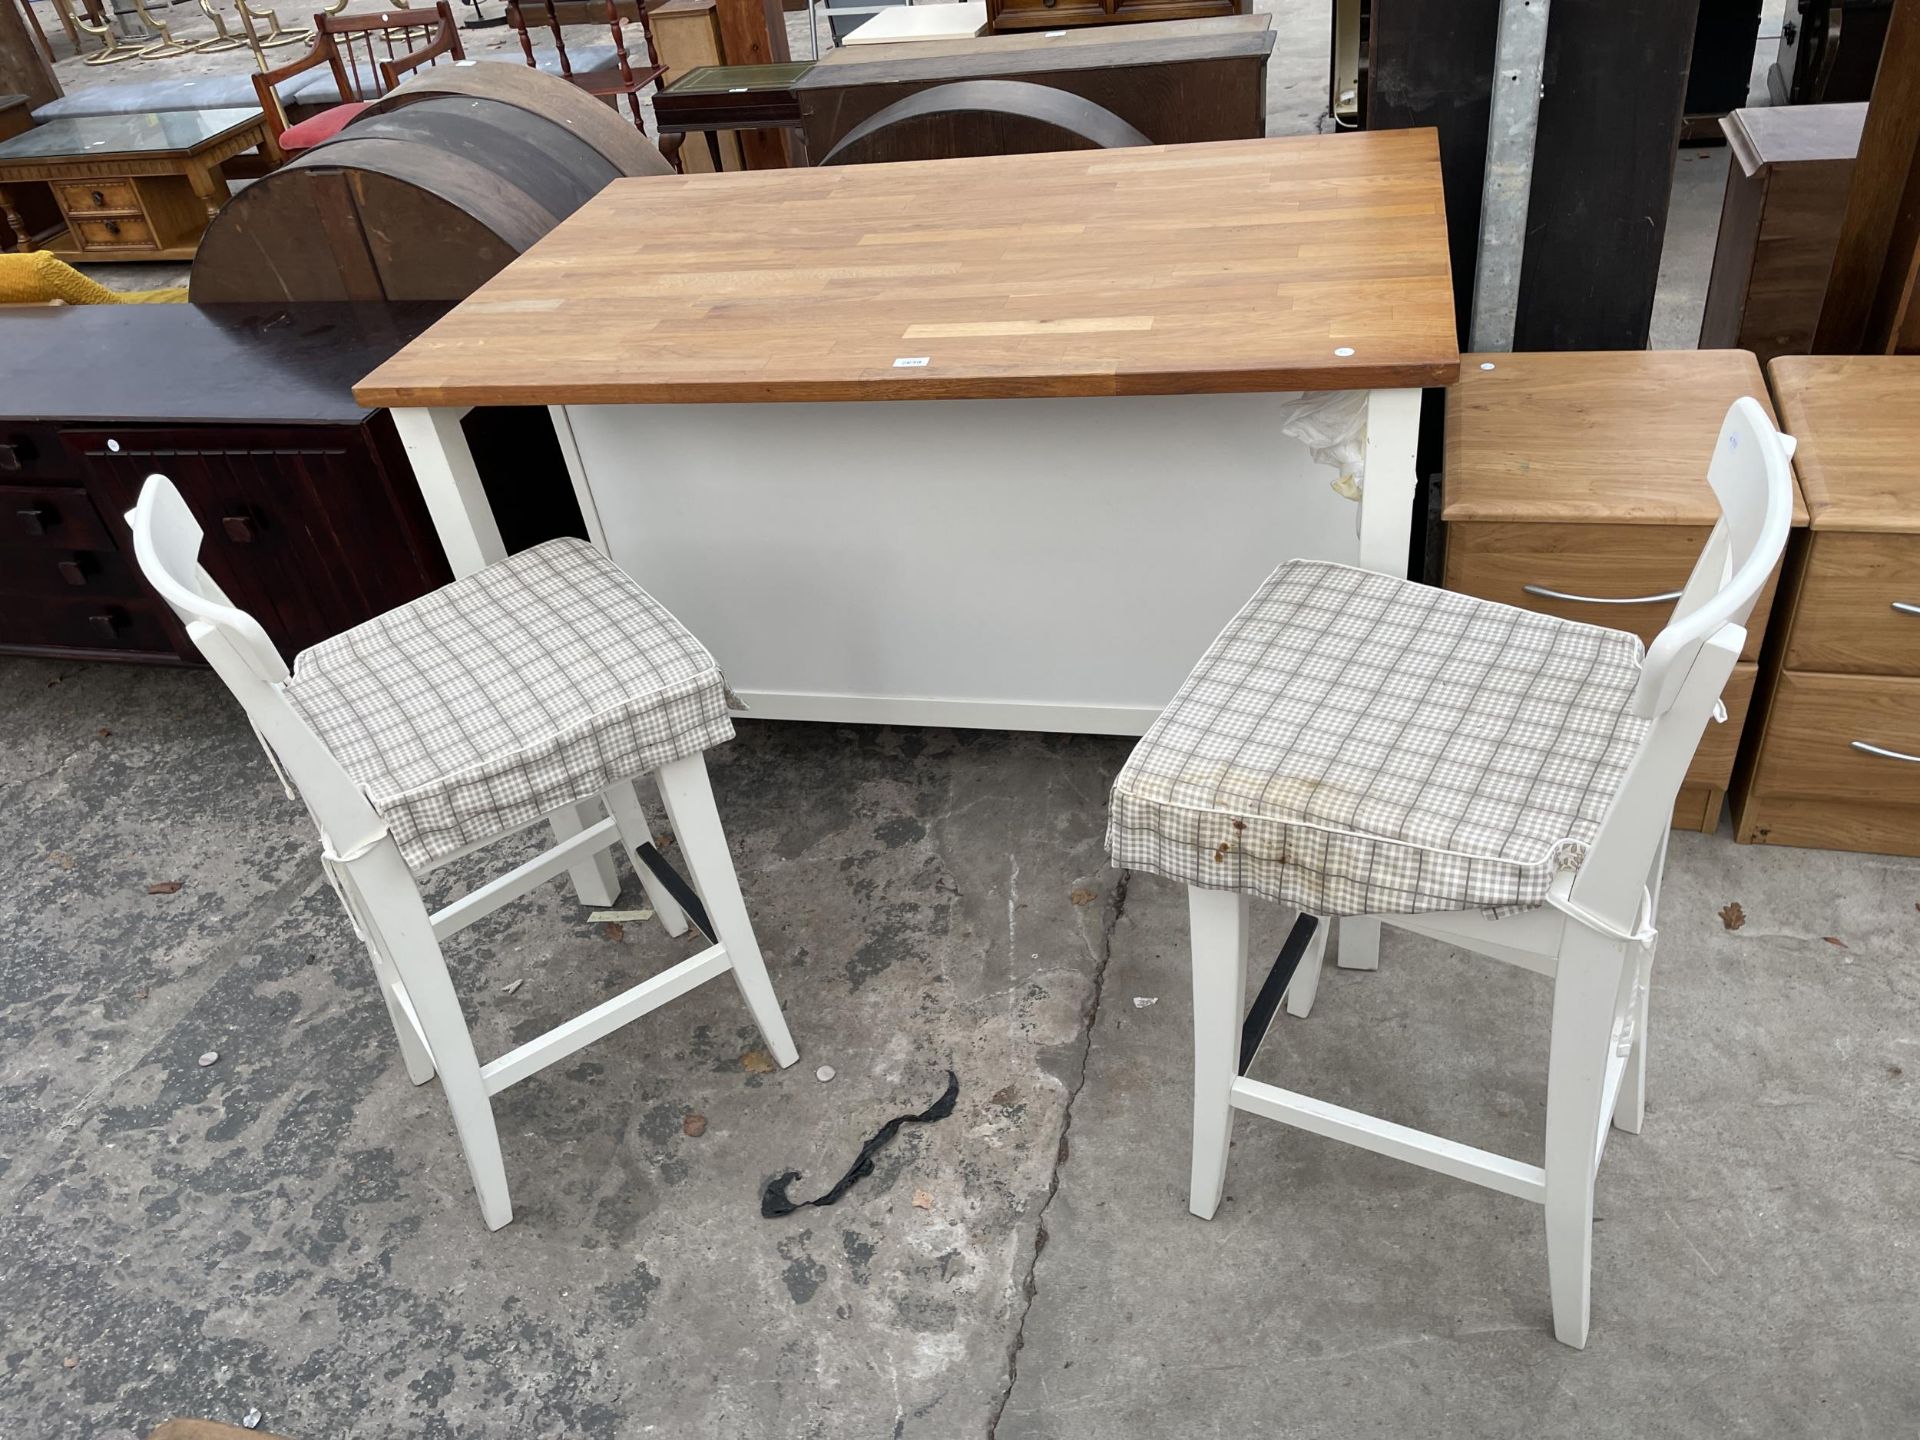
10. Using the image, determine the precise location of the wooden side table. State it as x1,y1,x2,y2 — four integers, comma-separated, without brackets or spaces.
652,62,812,170
1442,350,1809,833
0,107,268,263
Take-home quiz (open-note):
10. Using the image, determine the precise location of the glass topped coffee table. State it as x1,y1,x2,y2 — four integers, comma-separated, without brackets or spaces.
0,107,269,263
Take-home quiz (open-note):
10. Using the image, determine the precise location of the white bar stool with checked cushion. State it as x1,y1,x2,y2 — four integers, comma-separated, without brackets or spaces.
130,474,798,1230
1107,399,1795,1347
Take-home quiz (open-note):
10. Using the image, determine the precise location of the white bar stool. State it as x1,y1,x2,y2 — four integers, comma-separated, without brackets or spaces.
130,475,798,1230
1107,399,1796,1346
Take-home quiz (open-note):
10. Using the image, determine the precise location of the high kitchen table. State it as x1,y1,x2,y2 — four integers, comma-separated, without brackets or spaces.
356,132,1458,736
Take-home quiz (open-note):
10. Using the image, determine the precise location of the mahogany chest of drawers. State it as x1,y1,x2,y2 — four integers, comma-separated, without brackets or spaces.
0,304,453,665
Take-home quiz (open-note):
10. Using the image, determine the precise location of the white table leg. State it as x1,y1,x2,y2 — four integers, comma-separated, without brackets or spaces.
1356,387,1423,578
391,404,618,906
392,406,504,579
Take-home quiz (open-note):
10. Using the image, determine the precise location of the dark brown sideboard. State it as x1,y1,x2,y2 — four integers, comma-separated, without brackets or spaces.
985,0,1246,33
795,14,1272,160
1,305,465,666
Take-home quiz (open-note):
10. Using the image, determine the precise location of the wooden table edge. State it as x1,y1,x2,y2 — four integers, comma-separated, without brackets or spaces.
354,358,1460,410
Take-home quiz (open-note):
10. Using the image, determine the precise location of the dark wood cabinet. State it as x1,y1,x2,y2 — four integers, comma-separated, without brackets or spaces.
984,0,1245,34
1769,0,1894,106
796,14,1272,159
73,422,449,661
1701,103,1866,362
0,305,456,666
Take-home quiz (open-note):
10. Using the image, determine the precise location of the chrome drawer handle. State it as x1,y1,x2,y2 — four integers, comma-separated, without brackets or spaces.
1893,601,1920,617
1522,584,1683,606
1850,741,1920,765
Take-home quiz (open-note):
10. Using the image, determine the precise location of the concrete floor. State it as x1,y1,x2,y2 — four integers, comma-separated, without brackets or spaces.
13,2,1920,1436
3,652,1918,1438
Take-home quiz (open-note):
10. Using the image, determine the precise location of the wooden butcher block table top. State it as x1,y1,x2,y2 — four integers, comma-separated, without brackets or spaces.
354,130,1458,409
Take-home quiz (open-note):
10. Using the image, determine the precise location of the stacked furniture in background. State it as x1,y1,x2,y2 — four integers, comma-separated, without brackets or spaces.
983,0,1246,34
1734,356,1920,856
1702,103,1867,362
795,14,1271,160
190,64,670,304
252,2,464,155
1441,350,1808,833
506,0,666,134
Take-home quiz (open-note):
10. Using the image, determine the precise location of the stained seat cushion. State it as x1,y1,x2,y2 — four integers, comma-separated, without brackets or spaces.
276,101,369,151
286,538,735,872
1107,561,1650,918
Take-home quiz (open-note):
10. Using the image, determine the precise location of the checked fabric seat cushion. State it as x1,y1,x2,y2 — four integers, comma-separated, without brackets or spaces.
1107,561,1651,917
286,538,735,872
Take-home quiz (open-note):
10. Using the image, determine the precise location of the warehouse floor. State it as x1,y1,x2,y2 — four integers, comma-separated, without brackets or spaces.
2,655,1916,1438
13,3,1915,1438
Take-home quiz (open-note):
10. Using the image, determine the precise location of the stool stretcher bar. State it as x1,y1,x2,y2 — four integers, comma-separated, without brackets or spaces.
1229,1077,1550,1204
480,943,732,1096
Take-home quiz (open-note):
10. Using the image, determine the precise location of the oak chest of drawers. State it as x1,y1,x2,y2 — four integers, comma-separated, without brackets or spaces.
1442,350,1808,832
1734,356,1920,855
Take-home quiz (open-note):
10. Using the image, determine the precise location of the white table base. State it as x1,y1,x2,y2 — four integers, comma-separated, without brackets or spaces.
395,387,1422,737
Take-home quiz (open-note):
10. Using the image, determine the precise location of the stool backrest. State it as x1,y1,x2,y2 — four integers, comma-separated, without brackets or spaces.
1563,397,1796,934
130,475,387,860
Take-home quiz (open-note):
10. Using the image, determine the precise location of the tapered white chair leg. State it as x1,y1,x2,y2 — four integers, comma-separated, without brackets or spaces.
333,858,437,1086
1285,911,1329,1017
366,940,437,1085
601,779,691,938
1337,914,1380,970
352,840,513,1230
1612,948,1653,1135
1543,932,1634,1348
550,798,620,908
1188,887,1250,1219
1616,836,1666,1136
655,754,798,1069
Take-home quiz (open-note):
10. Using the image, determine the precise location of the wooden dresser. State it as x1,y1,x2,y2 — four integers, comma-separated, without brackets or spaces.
1442,350,1808,832
984,0,1245,35
0,304,453,665
1734,356,1920,856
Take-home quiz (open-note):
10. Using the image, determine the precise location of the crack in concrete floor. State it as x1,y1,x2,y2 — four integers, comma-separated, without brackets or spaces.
985,870,1130,1439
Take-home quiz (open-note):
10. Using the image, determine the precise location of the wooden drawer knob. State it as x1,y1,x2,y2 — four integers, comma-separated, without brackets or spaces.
16,505,50,536
0,440,21,473
90,189,106,206
103,220,121,236
58,558,91,587
222,515,258,543
88,612,125,641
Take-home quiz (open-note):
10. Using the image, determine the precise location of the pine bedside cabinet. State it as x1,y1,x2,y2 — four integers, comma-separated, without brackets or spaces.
1442,350,1808,833
1734,356,1920,856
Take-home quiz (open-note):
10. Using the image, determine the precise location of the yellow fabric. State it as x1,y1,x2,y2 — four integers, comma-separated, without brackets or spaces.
0,251,186,305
